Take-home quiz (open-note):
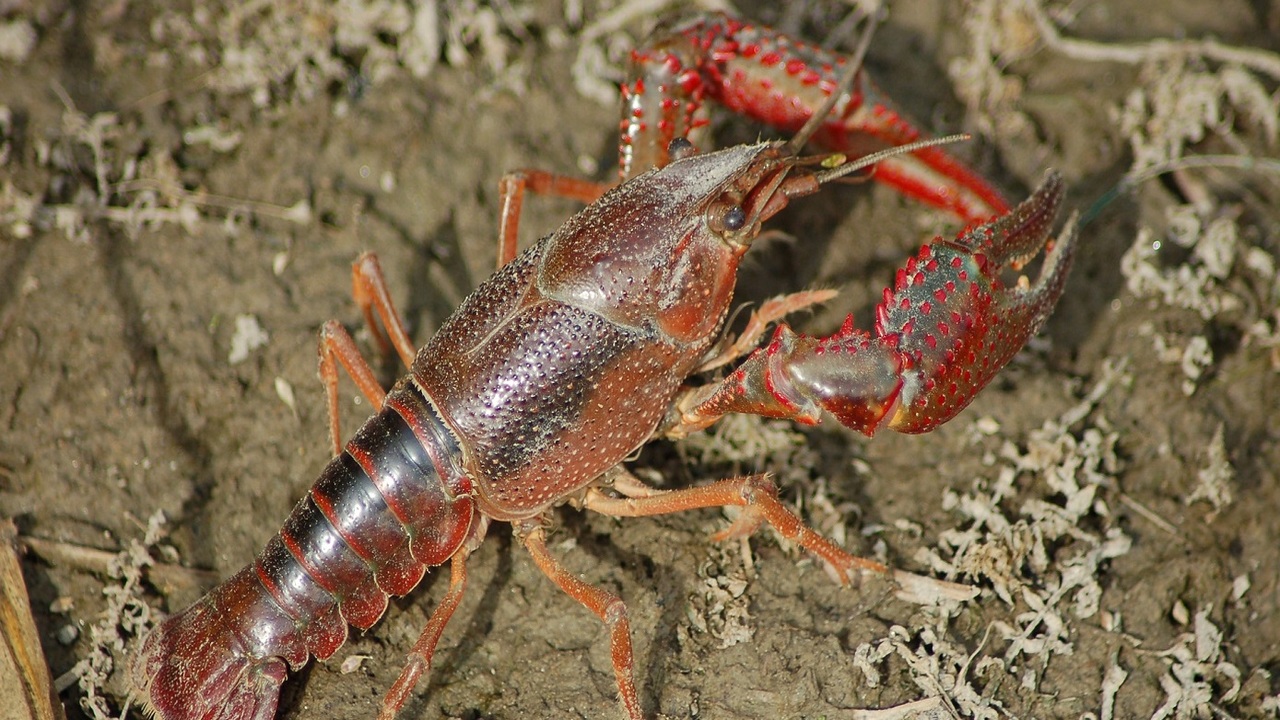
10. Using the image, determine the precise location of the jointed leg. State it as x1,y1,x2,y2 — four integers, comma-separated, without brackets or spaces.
517,520,642,720
608,468,666,499
587,474,885,580
318,321,386,456
351,252,416,368
318,252,417,455
379,549,471,720
696,289,838,373
584,474,976,604
497,170,610,267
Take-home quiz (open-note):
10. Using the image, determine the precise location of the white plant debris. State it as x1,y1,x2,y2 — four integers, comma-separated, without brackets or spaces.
182,123,244,153
1121,205,1244,322
680,543,755,649
228,313,270,364
0,18,36,63
1,101,244,242
1,180,40,239
947,0,1039,143
1121,200,1278,394
682,412,809,470
1141,328,1214,397
1175,336,1213,398
339,653,372,674
1230,574,1250,603
953,0,1280,172
0,103,13,167
154,0,537,106
853,622,1007,720
920,359,1130,604
1117,55,1279,173
1150,608,1242,720
3,1,540,251
274,376,299,418
861,360,1136,710
1100,658,1129,720
68,511,166,720
1185,423,1234,511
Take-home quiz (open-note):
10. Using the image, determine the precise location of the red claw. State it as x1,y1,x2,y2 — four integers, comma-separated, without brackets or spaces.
679,171,1075,438
623,12,1011,224
882,171,1071,432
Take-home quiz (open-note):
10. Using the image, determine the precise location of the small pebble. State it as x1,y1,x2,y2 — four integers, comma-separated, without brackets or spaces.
55,623,79,645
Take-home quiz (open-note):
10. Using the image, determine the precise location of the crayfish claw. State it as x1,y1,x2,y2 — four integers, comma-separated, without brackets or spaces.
952,170,1065,269
881,170,1076,434
673,172,1076,442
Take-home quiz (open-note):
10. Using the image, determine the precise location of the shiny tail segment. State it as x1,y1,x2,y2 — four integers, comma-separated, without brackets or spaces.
132,394,478,720
132,568,296,720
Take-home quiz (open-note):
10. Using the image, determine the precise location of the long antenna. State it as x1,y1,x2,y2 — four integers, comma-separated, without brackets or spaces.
783,6,883,156
1080,154,1280,228
814,133,971,185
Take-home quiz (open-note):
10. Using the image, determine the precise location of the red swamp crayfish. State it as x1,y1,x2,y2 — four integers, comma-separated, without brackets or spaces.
130,12,1078,720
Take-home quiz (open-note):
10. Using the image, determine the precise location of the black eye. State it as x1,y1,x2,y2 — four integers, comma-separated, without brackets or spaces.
667,137,696,161
723,206,747,231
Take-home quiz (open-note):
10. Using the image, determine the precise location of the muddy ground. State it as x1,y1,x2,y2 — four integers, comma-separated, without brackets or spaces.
2,1,1278,719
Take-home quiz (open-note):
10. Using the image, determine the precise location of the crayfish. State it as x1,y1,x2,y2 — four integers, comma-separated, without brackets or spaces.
132,12,1077,720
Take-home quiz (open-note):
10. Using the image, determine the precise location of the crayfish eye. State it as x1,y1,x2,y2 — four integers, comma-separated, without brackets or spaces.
667,137,696,161
723,205,747,231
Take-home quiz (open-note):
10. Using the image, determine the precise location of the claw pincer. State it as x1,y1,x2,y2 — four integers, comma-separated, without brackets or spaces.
883,171,1072,432
685,171,1075,436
